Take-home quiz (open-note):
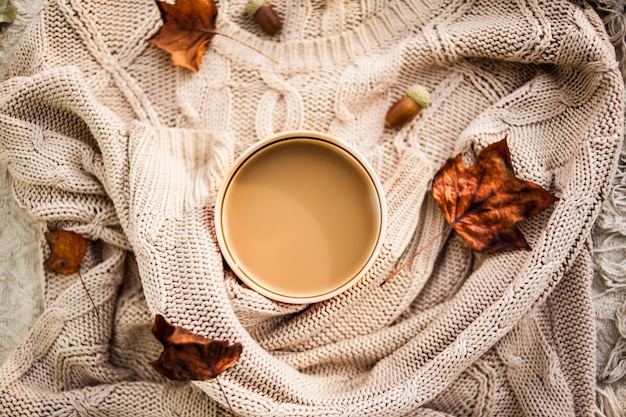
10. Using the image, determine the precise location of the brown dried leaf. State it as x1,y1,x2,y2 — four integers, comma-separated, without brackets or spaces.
43,230,87,275
149,0,218,71
431,138,558,254
150,314,243,381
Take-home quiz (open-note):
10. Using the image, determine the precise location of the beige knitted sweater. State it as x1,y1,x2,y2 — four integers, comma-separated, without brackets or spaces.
0,0,624,415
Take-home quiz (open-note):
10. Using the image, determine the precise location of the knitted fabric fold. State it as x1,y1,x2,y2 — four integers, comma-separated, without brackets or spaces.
0,0,623,415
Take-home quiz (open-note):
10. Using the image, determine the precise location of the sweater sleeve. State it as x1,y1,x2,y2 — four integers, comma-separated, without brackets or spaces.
0,62,245,416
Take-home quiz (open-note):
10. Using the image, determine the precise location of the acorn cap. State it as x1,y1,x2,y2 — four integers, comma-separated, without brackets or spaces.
406,85,430,109
246,0,265,16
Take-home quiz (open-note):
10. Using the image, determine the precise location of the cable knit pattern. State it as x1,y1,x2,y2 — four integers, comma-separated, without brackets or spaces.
0,0,624,416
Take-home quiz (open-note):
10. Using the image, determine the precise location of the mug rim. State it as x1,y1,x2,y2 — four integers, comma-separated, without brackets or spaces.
214,130,387,304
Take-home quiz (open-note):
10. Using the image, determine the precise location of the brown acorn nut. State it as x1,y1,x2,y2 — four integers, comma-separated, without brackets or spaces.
385,84,430,129
246,0,282,36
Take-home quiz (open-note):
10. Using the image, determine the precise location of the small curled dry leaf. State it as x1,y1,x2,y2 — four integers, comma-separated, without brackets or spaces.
150,314,243,381
44,229,98,314
44,230,87,275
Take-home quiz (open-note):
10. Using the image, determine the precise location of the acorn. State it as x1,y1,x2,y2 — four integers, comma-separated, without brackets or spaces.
385,84,430,129
246,0,282,36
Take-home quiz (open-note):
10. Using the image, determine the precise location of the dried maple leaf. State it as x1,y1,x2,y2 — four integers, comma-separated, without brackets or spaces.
149,0,218,71
44,230,87,275
149,0,276,71
150,314,243,381
431,138,558,254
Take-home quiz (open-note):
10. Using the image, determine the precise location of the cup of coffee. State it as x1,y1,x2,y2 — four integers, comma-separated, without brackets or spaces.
214,130,386,304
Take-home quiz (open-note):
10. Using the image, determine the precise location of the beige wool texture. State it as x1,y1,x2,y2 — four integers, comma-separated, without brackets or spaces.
0,0,624,415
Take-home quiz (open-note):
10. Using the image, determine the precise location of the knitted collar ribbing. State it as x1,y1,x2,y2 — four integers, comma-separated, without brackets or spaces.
211,0,448,71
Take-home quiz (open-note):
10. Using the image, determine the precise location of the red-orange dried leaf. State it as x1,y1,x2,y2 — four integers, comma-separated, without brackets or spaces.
43,230,87,275
432,138,558,254
149,0,218,71
150,314,243,381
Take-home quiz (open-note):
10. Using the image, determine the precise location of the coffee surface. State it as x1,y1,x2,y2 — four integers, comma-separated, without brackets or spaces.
221,138,381,299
